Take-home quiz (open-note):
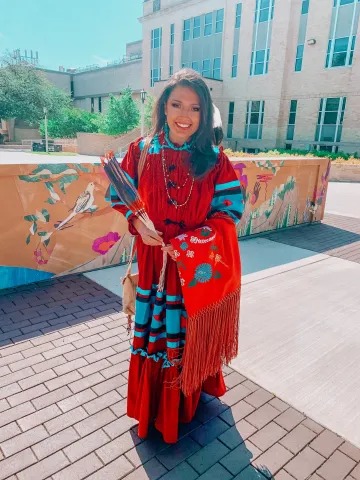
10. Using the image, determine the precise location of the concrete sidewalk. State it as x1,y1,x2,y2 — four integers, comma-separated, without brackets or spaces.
1,275,360,480
1,209,360,478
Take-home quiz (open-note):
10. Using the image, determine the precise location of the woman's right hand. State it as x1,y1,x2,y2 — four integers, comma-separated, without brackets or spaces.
132,218,163,246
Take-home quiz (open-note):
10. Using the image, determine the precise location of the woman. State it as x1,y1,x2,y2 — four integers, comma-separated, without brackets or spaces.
109,69,244,444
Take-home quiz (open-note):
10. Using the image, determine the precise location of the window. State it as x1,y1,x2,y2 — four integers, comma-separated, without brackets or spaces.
286,100,298,141
183,19,191,41
301,0,309,14
151,27,162,87
251,49,270,75
91,97,94,113
153,0,160,12
235,3,242,28
244,148,259,154
98,97,102,113
245,100,265,139
227,102,235,138
251,0,274,75
213,58,221,79
151,28,161,49
202,59,211,77
337,0,356,5
216,9,224,33
193,16,201,39
326,0,359,68
256,0,275,23
192,61,200,72
204,13,213,36
285,144,292,150
232,54,238,78
70,79,74,98
294,1,309,71
182,62,190,68
169,24,174,76
151,68,161,87
326,36,356,67
295,44,304,71
315,97,346,143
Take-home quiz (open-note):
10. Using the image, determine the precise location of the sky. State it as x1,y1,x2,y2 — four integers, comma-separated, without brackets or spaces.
0,0,143,71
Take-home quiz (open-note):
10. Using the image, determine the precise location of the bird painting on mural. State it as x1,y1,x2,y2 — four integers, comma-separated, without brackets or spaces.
55,182,97,230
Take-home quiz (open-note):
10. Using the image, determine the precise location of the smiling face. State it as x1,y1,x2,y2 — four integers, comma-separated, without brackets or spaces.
164,86,201,145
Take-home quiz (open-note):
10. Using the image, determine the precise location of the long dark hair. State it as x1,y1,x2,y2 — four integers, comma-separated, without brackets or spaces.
152,69,217,177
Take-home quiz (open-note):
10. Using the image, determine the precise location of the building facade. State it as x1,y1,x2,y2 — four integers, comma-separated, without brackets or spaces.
1,42,143,142
141,0,360,154
43,40,143,114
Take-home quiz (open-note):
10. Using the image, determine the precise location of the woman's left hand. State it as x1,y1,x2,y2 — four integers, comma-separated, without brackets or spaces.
162,244,176,261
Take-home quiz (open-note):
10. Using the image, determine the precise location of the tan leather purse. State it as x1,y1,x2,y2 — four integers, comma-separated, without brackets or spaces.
122,137,151,331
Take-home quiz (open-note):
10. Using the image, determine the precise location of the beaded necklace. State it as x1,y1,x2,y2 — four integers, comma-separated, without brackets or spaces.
161,132,194,209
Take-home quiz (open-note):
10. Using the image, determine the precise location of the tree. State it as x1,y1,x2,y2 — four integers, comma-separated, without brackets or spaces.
39,107,101,138
100,88,140,136
0,58,71,126
144,95,155,131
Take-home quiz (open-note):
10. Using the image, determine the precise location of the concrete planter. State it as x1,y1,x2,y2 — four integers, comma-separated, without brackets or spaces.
330,163,360,182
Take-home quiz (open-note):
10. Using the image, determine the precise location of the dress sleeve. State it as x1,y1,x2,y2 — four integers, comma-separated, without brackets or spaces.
104,138,142,236
208,149,245,225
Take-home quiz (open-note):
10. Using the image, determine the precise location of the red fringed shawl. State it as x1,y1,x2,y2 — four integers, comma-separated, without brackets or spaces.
170,214,241,397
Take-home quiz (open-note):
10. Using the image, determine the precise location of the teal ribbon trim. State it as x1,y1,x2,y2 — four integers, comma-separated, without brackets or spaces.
130,346,175,368
163,123,194,152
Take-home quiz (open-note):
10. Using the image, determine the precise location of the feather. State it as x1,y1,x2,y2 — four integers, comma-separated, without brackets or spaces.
101,152,157,233
101,151,168,293
213,104,222,129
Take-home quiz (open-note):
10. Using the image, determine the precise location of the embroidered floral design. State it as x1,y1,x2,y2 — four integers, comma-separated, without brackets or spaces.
223,199,233,207
174,250,180,258
215,254,222,264
194,263,212,283
176,233,188,241
200,227,212,237
180,278,185,286
186,250,194,258
180,242,189,251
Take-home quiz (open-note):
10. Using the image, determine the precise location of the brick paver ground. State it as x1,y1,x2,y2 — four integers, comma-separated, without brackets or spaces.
265,213,360,264
1,275,360,479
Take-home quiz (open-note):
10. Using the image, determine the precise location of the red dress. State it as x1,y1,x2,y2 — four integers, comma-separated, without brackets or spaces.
110,134,244,443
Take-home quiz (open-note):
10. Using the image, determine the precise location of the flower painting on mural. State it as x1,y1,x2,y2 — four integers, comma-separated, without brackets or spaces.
233,162,248,200
240,176,297,237
313,160,331,209
256,174,273,200
19,163,100,265
92,232,121,255
23,209,53,266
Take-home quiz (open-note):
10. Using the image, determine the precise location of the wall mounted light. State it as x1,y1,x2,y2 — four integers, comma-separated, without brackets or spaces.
307,38,316,45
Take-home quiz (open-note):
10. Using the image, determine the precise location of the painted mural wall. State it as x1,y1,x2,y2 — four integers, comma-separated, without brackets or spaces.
0,156,330,291
231,157,330,237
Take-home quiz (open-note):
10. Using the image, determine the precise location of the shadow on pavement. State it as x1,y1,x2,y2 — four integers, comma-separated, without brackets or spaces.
132,395,273,479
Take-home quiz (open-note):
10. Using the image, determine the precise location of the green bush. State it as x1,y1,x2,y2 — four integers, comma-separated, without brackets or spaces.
99,88,140,136
224,147,357,162
39,107,101,138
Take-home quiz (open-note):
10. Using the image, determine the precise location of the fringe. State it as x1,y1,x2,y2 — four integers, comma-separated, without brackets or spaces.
178,287,241,397
158,250,168,292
